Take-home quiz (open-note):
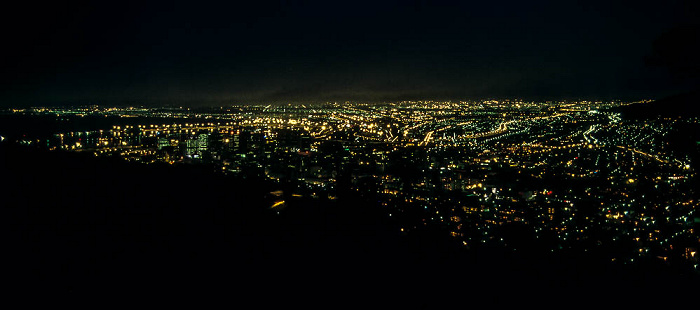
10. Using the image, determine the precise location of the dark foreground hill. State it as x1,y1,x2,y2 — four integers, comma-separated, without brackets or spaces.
1,143,697,306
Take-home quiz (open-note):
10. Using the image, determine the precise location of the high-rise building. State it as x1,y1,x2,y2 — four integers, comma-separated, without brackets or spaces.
185,138,199,156
157,138,170,150
197,133,208,152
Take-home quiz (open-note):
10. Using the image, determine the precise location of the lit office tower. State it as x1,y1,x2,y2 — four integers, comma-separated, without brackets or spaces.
185,138,199,156
197,133,208,152
220,131,239,160
222,135,234,152
157,138,170,150
232,134,239,151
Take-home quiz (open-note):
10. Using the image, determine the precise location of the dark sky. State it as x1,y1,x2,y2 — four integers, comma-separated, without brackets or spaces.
1,0,698,106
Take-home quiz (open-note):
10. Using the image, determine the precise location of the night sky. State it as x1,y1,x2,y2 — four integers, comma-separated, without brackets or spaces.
1,0,698,106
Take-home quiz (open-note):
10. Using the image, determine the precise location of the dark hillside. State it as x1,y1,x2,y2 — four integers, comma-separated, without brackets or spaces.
1,143,697,306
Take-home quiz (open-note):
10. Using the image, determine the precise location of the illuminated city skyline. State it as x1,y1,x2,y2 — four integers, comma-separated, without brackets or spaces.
3,99,698,276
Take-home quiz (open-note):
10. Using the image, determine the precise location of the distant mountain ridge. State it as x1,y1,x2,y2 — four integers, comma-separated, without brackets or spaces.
614,90,700,118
